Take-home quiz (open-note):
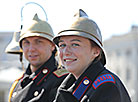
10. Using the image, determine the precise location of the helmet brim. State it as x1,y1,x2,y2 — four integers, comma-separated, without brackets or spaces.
19,32,53,48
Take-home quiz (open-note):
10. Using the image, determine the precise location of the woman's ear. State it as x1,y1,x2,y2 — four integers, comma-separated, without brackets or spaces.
93,47,101,57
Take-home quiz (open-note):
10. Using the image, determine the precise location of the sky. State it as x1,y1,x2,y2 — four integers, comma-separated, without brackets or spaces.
0,0,138,41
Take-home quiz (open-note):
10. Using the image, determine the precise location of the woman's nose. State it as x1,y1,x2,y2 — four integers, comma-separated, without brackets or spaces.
63,46,72,56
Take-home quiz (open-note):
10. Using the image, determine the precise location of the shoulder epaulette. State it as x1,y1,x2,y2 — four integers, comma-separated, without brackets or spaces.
8,73,24,102
53,68,69,77
92,74,115,89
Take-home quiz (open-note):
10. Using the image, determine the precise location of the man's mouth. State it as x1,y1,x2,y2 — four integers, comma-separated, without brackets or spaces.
29,55,38,59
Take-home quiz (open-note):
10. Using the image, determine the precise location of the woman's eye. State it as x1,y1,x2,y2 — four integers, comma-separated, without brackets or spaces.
59,44,66,48
72,43,79,47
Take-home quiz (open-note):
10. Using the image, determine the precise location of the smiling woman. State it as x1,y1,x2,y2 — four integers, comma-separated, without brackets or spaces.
53,9,131,102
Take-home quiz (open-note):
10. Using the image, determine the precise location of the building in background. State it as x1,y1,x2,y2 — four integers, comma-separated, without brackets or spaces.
104,25,138,102
0,32,23,102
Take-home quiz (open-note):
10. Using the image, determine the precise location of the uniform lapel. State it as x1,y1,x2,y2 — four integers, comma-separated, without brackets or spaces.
31,54,57,86
72,61,105,101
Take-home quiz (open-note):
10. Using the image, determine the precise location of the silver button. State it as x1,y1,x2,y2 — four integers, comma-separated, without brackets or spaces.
34,91,39,96
83,79,90,85
42,69,48,74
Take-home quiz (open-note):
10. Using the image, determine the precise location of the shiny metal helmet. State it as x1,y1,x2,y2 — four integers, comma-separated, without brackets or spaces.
53,9,106,65
5,30,25,70
5,31,22,54
19,13,54,48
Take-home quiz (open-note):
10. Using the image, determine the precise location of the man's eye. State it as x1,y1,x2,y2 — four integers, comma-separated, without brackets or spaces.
72,43,79,47
59,44,66,48
37,40,43,43
23,41,29,44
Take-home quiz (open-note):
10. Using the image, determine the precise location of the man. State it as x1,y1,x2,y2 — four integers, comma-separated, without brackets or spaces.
9,14,68,102
53,9,131,102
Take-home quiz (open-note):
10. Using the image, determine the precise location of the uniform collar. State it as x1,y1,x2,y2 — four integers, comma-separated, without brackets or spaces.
67,61,105,100
61,61,105,92
78,60,105,83
25,54,57,75
21,54,57,86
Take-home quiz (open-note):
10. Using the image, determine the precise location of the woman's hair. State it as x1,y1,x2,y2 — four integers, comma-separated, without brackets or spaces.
89,40,102,62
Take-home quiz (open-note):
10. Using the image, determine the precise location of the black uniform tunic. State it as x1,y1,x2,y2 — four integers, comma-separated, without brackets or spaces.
10,54,68,102
54,60,131,102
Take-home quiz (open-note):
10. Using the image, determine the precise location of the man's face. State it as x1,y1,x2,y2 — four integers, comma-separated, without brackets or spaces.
58,35,100,78
22,36,55,68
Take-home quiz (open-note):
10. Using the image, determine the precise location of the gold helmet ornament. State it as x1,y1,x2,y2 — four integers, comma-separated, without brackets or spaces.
53,9,106,65
19,13,54,48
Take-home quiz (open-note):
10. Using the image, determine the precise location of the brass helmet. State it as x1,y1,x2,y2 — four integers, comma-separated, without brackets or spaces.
19,13,54,48
53,9,106,65
5,31,22,54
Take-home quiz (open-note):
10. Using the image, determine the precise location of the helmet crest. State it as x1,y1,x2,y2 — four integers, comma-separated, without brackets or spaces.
19,13,54,48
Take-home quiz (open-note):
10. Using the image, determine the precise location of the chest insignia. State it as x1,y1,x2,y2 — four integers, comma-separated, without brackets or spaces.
53,68,69,77
73,77,91,100
92,74,115,89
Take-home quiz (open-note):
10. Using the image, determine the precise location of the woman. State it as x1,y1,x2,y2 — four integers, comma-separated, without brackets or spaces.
53,9,131,102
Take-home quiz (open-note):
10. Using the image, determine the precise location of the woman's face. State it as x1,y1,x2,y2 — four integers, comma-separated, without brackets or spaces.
58,35,100,78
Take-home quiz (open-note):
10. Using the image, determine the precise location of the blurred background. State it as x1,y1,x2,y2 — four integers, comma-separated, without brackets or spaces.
0,0,138,102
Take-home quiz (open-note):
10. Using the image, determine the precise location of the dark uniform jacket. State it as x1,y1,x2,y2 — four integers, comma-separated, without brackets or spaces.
54,60,131,102
9,54,69,102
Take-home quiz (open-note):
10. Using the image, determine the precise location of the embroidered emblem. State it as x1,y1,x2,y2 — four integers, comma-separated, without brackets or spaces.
53,68,69,77
92,74,115,89
73,77,91,100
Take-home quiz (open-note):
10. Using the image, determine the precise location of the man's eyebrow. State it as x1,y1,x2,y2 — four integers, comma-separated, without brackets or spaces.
38,37,46,40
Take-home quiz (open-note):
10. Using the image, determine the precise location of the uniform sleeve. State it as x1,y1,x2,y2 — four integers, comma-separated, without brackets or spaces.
8,80,19,102
89,83,121,102
8,73,24,102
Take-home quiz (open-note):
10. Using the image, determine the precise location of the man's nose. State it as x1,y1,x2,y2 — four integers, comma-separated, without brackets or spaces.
28,44,36,51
